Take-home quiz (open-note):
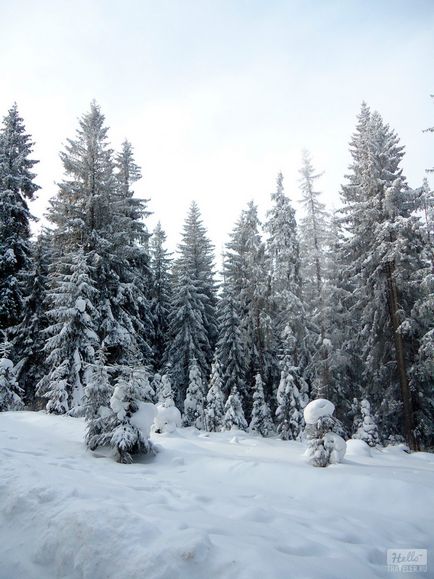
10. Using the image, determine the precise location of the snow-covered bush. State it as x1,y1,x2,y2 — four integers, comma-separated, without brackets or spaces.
353,399,380,447
154,373,181,434
183,357,205,429
249,374,274,437
223,387,247,431
204,360,225,432
0,356,24,411
104,368,157,463
304,398,346,467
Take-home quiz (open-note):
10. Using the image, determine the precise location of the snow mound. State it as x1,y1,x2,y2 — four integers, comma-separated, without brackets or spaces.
0,357,14,370
154,404,182,434
303,398,335,424
130,402,157,437
347,439,372,457
324,432,347,463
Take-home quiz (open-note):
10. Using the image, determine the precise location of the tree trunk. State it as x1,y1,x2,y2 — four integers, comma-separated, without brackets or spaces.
385,261,418,451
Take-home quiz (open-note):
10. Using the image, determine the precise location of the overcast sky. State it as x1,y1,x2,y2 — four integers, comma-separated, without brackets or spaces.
1,0,433,252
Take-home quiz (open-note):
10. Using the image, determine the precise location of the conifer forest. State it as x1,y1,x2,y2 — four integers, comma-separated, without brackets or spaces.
1,3,434,578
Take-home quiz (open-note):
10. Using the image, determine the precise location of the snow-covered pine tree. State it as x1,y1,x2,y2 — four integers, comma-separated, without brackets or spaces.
183,356,205,429
215,285,246,400
150,222,172,371
249,373,274,437
223,386,248,431
264,175,310,395
275,326,309,440
224,201,274,410
337,104,431,450
37,250,99,414
152,372,163,403
104,367,156,463
47,103,152,373
166,202,216,405
112,139,154,368
353,399,380,447
84,347,112,451
304,399,346,467
154,372,181,434
0,335,23,411
0,103,39,335
204,358,225,432
298,152,331,396
13,229,52,407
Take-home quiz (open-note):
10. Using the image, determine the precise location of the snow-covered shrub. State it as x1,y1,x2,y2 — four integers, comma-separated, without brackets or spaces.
204,360,225,432
249,374,274,437
353,399,380,447
304,398,346,467
223,387,247,431
183,357,205,429
104,368,157,463
0,356,24,411
154,373,181,434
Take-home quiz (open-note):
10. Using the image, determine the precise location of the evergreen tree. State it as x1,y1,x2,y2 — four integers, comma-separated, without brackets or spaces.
353,399,380,447
84,347,112,451
249,373,274,437
37,250,99,414
47,102,152,371
183,357,205,429
13,229,52,407
105,367,156,463
223,387,247,431
166,202,216,404
204,358,225,432
0,335,23,411
224,201,274,408
150,222,172,370
298,152,330,394
264,175,309,393
275,327,309,440
0,103,39,334
216,286,246,399
336,104,431,449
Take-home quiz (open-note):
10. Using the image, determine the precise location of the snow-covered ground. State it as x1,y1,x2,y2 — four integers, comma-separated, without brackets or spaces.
1,412,433,579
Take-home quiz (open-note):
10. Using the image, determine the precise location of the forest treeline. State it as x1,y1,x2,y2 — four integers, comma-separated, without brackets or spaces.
0,99,432,460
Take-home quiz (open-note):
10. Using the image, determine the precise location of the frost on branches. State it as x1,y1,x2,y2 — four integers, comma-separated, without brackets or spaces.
304,399,346,467
249,373,274,437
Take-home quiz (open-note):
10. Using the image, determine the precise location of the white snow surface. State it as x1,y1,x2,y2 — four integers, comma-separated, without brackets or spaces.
303,398,335,424
1,412,434,579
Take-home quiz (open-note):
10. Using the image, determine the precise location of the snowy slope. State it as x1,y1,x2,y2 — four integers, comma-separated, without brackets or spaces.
1,412,433,579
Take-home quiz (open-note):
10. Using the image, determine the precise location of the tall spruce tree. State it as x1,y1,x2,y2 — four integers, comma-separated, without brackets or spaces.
0,104,39,337
150,222,172,371
36,250,99,414
224,201,274,412
45,103,153,418
264,175,310,393
298,153,330,395
165,202,217,405
337,104,432,449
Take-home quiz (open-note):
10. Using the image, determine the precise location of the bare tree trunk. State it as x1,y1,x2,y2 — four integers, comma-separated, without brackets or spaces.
385,261,418,451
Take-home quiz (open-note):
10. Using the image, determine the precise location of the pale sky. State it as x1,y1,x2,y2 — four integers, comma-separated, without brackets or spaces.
1,0,433,253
